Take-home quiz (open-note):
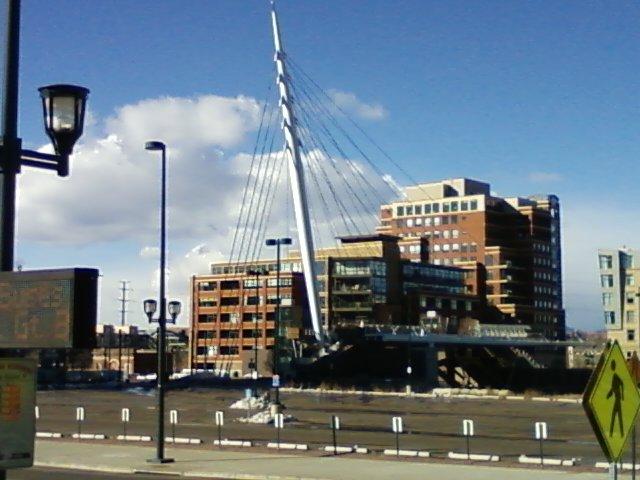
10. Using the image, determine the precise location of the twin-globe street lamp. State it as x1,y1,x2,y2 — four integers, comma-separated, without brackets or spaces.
143,140,182,464
265,237,292,408
247,267,267,392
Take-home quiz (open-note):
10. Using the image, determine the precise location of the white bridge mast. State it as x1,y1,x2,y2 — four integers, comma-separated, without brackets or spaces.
271,2,324,343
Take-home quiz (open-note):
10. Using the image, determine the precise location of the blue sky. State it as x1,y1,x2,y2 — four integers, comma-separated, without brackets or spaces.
5,0,640,330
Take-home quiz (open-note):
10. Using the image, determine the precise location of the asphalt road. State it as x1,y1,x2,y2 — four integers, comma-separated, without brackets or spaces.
34,388,611,466
8,467,227,479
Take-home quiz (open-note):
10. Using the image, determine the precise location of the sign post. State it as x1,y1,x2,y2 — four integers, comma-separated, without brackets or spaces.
583,340,640,479
169,409,178,442
462,418,474,459
214,411,224,447
121,408,130,437
75,406,85,439
274,413,284,448
392,416,403,456
534,421,548,465
331,415,340,455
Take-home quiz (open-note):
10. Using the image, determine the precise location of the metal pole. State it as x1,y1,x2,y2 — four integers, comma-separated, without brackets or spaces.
274,243,280,405
149,145,171,463
254,270,259,389
539,437,543,466
118,330,123,384
217,423,222,447
633,425,637,480
395,430,399,456
0,0,20,273
332,416,337,455
466,434,470,460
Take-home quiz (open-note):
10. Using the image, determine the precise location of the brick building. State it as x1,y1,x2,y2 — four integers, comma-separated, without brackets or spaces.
190,235,481,376
377,178,564,339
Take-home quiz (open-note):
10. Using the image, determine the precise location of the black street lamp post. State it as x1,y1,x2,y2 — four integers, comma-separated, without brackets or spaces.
247,267,267,393
0,2,89,479
143,140,181,464
265,237,292,407
0,0,89,273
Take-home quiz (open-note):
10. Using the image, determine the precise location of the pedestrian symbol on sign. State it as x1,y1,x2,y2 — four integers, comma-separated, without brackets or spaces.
607,360,624,437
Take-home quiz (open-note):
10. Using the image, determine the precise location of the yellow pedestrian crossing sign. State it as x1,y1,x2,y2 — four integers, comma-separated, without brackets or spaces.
583,340,640,462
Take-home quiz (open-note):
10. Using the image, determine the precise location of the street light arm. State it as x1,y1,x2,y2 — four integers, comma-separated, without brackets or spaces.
19,148,68,176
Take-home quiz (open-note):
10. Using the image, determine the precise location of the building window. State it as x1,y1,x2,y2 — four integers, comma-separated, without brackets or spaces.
443,203,450,213
601,275,614,288
443,230,450,239
451,201,459,212
432,203,440,213
470,200,478,210
628,296,636,305
415,217,423,226
442,244,450,251
599,255,613,269
434,245,441,252
424,204,431,214
461,201,469,211
415,205,422,215
406,205,413,215
397,206,404,217
434,217,441,226
452,229,459,238
604,311,616,324
627,275,636,286
450,215,458,224
623,255,634,269
602,293,612,305
629,330,636,341
425,217,432,226
627,311,636,323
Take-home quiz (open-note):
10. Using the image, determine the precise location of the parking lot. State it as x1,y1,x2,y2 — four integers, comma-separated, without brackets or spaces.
31,387,619,469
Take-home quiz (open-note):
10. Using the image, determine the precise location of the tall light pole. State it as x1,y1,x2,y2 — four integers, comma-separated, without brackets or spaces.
247,267,267,394
265,237,291,407
143,140,181,464
0,3,89,479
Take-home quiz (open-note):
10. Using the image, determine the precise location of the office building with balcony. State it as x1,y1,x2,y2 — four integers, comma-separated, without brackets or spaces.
190,234,481,376
377,178,564,339
598,248,640,358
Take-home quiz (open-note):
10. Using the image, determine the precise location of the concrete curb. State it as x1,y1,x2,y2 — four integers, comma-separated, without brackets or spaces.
267,442,308,451
518,455,576,466
116,434,152,442
448,452,499,462
165,436,202,445
383,449,429,458
595,462,640,471
36,432,63,439
323,446,354,454
214,439,253,447
71,433,106,440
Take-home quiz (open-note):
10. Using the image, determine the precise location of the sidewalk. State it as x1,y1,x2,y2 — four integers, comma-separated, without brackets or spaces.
33,440,605,480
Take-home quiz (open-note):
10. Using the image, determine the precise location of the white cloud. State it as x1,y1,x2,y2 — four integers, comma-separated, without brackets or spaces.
139,246,160,258
529,171,562,183
17,94,261,245
328,89,387,121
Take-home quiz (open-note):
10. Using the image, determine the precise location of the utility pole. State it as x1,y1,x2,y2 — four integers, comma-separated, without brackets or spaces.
117,280,131,383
